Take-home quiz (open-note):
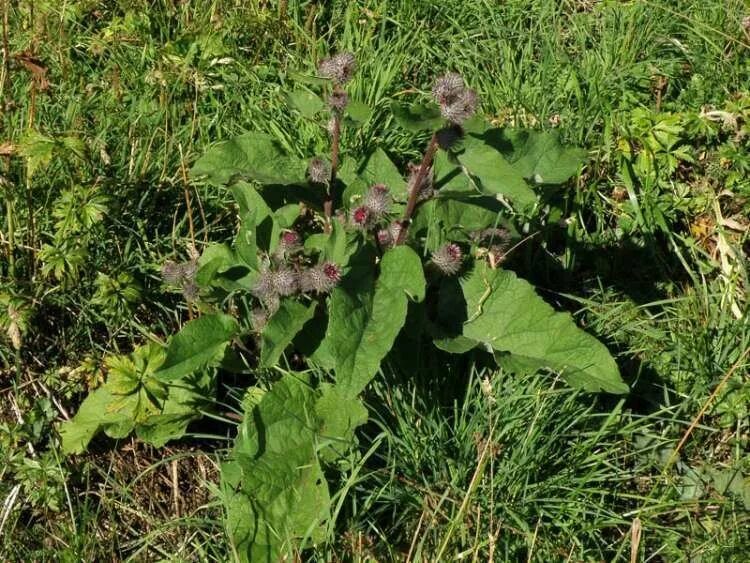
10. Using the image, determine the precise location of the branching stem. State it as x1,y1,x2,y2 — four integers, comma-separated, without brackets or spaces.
396,132,438,245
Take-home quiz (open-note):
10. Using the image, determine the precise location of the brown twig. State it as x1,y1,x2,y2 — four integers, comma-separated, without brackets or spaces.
396,133,438,245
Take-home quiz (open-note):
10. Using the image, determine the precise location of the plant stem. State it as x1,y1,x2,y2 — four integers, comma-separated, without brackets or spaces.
396,132,438,245
325,91,343,234
0,0,8,100
5,192,15,278
24,172,37,276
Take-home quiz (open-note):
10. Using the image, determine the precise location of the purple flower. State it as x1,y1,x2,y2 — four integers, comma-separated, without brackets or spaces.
318,52,356,85
363,184,391,218
349,205,370,228
327,90,349,111
431,73,478,124
299,262,341,294
431,243,463,275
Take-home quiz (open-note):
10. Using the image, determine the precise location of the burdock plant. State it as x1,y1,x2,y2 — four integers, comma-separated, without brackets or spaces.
62,52,627,563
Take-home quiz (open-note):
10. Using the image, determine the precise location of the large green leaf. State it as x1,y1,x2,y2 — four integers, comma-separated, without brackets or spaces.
284,89,325,118
222,374,330,562
195,243,237,286
190,132,307,186
412,197,504,251
134,370,215,446
260,300,317,368
459,136,537,211
490,129,587,184
315,383,368,461
391,101,444,132
460,263,627,394
231,182,282,254
61,349,216,454
324,245,425,397
345,100,372,124
343,148,408,204
155,314,239,382
60,386,133,454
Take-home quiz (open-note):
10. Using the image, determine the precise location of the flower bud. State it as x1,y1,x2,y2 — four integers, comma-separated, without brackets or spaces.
431,243,463,276
432,73,465,105
363,184,391,218
299,262,341,294
308,157,331,185
318,52,356,85
327,90,349,111
274,230,302,262
272,267,299,296
408,162,434,201
251,268,276,300
349,205,370,228
251,308,269,332
161,260,182,285
432,72,478,124
436,124,463,150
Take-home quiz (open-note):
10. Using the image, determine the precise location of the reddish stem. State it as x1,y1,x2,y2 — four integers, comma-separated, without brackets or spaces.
396,133,439,245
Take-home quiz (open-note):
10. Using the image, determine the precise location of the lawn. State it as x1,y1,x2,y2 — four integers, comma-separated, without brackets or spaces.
1,0,749,561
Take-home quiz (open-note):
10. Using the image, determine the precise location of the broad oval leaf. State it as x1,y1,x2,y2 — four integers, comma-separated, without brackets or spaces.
460,262,627,394
260,300,317,368
343,148,408,204
323,245,426,397
284,88,325,118
345,100,372,124
222,374,330,562
391,101,444,132
155,313,240,381
490,129,587,184
458,136,537,211
190,132,307,186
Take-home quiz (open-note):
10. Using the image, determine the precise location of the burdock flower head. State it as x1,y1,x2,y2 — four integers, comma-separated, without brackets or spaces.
299,262,341,294
377,221,403,249
161,258,199,301
275,230,302,260
408,162,434,202
318,52,356,85
251,267,277,303
471,227,511,248
431,243,463,276
349,205,370,228
432,72,478,125
363,184,391,219
308,157,331,185
274,267,300,296
327,90,349,111
471,227,511,264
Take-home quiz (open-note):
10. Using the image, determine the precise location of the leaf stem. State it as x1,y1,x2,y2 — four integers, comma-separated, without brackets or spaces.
396,132,438,245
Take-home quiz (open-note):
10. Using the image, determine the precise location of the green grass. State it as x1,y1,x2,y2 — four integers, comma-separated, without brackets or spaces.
324,368,750,561
1,0,749,560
